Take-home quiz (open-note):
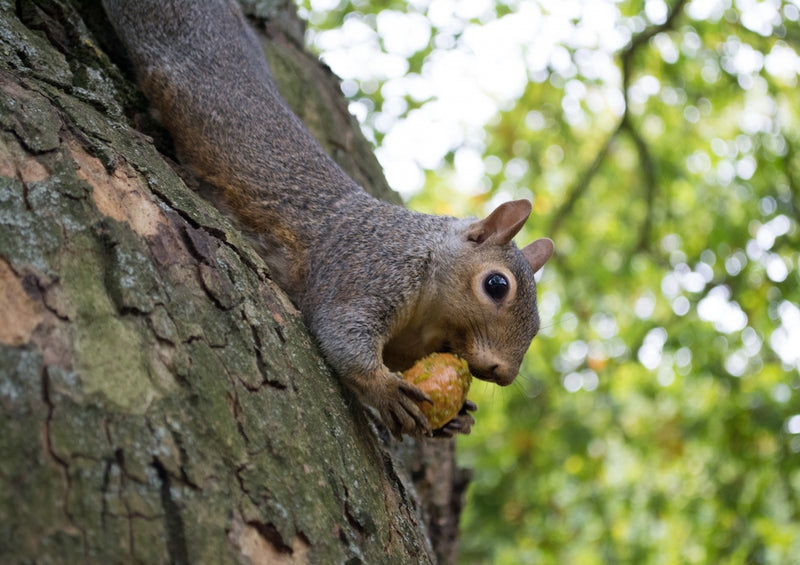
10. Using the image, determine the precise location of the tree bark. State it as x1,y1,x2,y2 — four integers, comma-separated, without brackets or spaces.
0,0,466,563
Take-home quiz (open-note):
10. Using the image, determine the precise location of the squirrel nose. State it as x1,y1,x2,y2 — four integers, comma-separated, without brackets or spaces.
471,361,516,386
490,364,517,386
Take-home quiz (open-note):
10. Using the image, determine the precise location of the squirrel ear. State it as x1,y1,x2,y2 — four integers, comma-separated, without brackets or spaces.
466,199,532,245
522,238,554,273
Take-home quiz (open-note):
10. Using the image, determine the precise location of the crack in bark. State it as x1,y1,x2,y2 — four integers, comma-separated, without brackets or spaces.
40,364,85,552
155,424,201,492
342,487,368,538
99,447,155,557
99,449,115,528
273,324,286,344
246,520,294,555
141,169,270,278
152,457,190,565
243,309,288,391
228,388,252,446
234,463,250,496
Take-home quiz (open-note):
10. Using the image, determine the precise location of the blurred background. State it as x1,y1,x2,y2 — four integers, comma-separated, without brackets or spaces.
296,0,800,562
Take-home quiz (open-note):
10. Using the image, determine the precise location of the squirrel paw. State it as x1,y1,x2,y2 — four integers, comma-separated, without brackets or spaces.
432,400,478,438
374,377,433,439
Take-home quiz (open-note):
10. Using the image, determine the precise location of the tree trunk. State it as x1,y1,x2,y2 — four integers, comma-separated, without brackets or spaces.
0,1,467,563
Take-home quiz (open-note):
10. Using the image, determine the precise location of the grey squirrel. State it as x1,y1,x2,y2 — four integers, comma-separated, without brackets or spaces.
103,0,554,438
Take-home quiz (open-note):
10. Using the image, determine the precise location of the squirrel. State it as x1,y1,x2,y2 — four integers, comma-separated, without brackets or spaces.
102,0,554,438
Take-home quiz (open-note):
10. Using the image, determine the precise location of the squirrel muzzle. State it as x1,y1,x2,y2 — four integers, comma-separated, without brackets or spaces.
467,358,519,386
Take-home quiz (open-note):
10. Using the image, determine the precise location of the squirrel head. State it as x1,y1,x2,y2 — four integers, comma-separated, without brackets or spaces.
436,200,553,386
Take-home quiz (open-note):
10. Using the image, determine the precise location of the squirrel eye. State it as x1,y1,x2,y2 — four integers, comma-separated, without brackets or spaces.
483,273,509,301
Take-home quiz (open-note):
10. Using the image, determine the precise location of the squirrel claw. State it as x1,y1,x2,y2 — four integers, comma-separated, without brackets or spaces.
379,378,432,438
397,380,434,405
432,400,478,438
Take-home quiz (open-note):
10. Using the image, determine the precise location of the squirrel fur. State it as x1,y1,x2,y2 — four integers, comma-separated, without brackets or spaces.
103,0,554,438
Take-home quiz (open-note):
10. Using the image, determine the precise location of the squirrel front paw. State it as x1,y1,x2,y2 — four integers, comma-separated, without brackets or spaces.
357,372,433,438
433,400,478,438
383,378,434,438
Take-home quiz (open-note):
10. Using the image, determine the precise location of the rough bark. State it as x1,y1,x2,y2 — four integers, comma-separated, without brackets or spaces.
0,0,466,563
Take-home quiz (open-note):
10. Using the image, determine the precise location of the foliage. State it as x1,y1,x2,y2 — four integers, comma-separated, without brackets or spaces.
298,0,800,562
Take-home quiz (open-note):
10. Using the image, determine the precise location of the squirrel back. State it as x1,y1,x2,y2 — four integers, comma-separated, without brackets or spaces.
104,0,554,438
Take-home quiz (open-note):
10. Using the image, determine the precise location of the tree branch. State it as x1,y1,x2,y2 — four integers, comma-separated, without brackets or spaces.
548,123,621,236
620,0,690,97
548,0,688,240
621,116,658,252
